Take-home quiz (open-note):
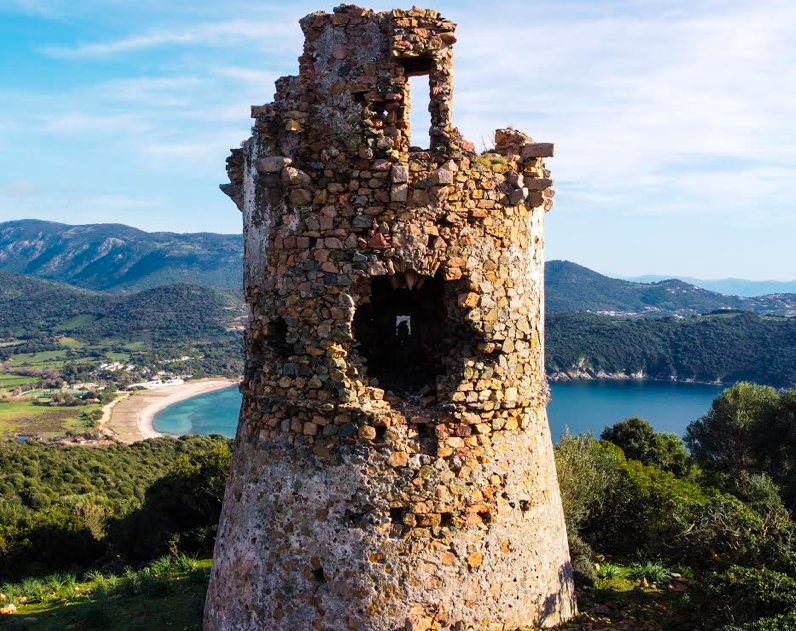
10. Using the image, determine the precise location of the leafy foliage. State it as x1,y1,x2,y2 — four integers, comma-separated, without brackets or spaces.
601,417,693,477
686,383,796,511
0,436,230,581
109,441,231,561
546,312,796,387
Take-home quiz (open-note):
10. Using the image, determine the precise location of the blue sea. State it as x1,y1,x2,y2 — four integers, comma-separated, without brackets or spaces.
154,380,724,440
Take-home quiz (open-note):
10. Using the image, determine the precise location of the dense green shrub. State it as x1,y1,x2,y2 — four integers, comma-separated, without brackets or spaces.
555,433,625,584
0,435,229,509
108,440,231,561
556,432,796,574
0,505,104,580
601,416,693,476
698,566,796,630
687,384,796,511
0,436,232,579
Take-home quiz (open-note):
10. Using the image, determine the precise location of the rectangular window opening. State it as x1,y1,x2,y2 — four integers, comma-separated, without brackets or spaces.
407,74,431,150
395,315,412,336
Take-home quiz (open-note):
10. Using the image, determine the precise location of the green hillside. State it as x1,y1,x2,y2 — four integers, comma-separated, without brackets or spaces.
547,311,796,386
0,220,242,293
546,260,796,317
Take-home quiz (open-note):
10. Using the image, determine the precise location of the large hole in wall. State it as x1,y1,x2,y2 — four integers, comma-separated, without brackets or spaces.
353,273,446,398
402,57,433,151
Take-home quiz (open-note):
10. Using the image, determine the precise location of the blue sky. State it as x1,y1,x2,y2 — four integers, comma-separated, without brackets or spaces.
1,0,795,280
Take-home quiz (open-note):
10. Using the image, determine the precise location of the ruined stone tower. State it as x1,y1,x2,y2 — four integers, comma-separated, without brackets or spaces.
206,5,575,630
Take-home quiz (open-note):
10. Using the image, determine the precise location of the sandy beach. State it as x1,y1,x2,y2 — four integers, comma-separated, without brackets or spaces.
106,378,237,443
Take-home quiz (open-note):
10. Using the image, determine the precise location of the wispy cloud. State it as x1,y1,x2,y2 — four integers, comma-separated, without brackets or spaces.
42,18,298,58
2,180,39,202
449,0,796,217
41,112,152,134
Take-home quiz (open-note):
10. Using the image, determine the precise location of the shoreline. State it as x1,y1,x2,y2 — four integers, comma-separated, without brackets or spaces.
106,378,238,443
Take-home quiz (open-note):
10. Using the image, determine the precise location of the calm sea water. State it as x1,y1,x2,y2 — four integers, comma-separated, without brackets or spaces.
154,380,724,440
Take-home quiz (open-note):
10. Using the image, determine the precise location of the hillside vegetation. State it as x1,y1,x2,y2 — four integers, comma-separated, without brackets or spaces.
547,311,796,387
546,260,796,317
0,220,242,293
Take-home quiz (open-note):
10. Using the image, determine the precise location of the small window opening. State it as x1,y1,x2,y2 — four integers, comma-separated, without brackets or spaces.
353,273,447,398
264,317,291,359
401,57,433,151
402,56,434,75
407,75,431,150
389,506,408,523
312,567,326,583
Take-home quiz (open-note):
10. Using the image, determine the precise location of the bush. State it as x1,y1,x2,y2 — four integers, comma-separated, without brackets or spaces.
556,434,796,575
554,433,624,584
697,566,796,630
0,505,103,581
108,441,231,561
601,416,693,477
686,382,780,496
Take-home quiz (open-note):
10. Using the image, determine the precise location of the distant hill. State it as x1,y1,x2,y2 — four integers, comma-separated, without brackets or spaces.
546,260,796,317
546,311,796,387
629,274,796,298
0,272,108,333
0,272,244,343
0,219,242,293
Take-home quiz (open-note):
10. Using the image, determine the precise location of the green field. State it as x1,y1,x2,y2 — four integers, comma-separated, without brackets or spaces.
0,374,37,389
0,400,100,436
52,313,96,331
9,350,68,368
58,336,85,349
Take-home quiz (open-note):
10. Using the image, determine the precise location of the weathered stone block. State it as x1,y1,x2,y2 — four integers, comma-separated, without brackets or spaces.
256,156,291,173
521,142,555,159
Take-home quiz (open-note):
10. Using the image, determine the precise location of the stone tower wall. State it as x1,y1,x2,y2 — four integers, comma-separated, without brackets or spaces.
206,5,575,630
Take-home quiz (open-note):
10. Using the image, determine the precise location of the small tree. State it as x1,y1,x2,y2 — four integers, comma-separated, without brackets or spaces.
601,417,692,477
685,382,780,495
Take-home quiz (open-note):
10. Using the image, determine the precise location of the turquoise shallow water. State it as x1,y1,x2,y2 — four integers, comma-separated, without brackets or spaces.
153,386,242,438
154,380,725,440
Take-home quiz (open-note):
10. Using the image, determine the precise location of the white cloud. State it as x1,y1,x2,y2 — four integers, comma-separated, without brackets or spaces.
448,0,796,216
42,17,299,58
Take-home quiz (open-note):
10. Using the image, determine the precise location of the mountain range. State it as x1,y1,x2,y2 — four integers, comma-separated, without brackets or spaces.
0,219,242,293
2,219,794,318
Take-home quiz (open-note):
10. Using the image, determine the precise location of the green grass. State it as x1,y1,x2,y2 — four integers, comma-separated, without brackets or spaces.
9,351,67,368
0,400,89,436
53,314,95,332
105,350,131,361
57,337,85,350
0,556,210,631
0,375,37,389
